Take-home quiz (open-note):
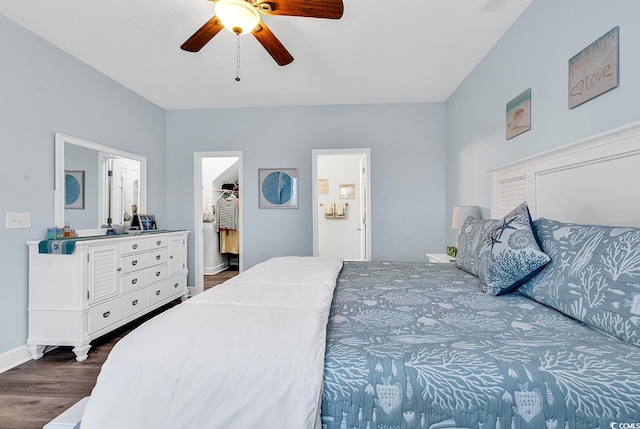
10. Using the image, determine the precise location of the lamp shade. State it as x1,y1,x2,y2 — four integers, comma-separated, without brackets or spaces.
451,206,480,229
215,0,261,35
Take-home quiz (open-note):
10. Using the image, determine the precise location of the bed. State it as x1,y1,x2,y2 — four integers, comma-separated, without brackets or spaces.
323,259,640,428
56,121,640,429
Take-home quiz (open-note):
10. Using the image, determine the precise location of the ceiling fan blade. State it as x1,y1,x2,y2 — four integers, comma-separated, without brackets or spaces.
257,0,343,19
252,21,294,66
180,16,224,52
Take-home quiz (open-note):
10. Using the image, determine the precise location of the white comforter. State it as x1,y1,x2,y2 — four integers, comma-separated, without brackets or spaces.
80,256,343,429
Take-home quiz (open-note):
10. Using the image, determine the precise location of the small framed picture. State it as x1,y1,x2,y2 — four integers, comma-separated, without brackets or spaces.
506,88,531,140
317,178,329,195
259,168,299,208
339,183,355,199
65,170,85,209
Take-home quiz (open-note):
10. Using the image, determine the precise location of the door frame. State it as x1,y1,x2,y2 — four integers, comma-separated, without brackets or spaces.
192,151,243,297
312,148,371,260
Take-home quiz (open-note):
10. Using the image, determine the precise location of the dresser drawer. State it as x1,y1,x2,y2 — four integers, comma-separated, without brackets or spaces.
148,236,168,250
121,238,148,255
121,265,169,293
147,276,186,307
120,249,168,274
89,289,147,334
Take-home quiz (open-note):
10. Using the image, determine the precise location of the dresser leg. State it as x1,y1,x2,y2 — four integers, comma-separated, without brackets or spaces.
72,344,91,361
27,344,46,360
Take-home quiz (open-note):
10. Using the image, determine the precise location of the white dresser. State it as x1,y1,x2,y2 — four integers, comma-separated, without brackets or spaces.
27,230,189,361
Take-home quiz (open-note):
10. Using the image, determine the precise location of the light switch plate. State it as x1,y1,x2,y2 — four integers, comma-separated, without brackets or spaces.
6,212,32,229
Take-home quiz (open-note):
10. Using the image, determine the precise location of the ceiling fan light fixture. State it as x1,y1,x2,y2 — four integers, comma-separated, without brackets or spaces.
215,0,261,35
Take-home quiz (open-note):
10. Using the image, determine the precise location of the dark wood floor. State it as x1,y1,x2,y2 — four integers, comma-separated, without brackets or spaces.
204,268,238,290
0,269,237,429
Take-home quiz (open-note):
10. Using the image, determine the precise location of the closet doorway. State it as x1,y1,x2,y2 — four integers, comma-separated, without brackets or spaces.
312,149,371,261
193,151,243,296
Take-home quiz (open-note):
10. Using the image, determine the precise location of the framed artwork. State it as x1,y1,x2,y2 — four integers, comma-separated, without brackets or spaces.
568,26,619,109
131,214,157,230
339,183,355,199
317,178,329,195
65,170,85,209
506,88,531,140
259,168,298,208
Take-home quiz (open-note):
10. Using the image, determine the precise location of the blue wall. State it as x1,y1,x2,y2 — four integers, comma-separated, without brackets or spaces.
445,0,640,245
0,15,166,355
166,103,447,284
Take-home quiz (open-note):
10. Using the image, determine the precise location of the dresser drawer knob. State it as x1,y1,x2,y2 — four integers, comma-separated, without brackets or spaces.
156,255,161,260
155,290,161,296
117,267,122,272
132,260,138,266
132,299,139,306
156,271,161,277
103,311,110,318
131,278,138,285
156,241,162,246
133,244,138,249
174,283,179,288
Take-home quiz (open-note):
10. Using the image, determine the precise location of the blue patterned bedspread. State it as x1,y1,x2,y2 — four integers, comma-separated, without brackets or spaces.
321,262,640,429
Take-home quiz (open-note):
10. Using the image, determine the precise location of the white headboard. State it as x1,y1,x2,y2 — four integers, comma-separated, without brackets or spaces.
489,120,640,228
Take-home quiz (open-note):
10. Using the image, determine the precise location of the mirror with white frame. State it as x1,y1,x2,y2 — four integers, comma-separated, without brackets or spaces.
54,133,147,234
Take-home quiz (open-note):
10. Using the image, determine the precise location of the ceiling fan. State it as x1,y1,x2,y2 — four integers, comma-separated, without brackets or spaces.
180,0,344,66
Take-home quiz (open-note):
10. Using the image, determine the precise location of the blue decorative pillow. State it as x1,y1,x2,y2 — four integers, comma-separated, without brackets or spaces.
476,202,550,295
520,218,640,347
455,217,501,277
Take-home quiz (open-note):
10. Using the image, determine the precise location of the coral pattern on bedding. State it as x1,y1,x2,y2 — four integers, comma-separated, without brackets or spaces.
321,261,640,429
520,218,640,346
455,217,501,277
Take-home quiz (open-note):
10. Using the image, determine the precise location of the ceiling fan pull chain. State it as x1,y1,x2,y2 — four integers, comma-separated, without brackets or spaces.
235,34,241,82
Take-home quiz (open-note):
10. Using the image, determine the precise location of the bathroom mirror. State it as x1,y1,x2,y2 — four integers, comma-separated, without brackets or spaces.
54,133,147,232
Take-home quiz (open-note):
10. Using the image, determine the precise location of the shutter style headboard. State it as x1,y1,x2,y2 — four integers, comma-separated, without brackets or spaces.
489,120,640,227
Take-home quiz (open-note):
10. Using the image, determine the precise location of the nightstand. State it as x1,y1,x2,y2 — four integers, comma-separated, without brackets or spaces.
426,253,456,263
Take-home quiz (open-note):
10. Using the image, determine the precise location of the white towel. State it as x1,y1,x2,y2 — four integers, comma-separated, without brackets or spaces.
324,203,334,218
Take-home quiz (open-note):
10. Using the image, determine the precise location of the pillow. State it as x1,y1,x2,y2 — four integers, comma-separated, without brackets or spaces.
476,202,550,295
455,217,501,277
519,218,640,347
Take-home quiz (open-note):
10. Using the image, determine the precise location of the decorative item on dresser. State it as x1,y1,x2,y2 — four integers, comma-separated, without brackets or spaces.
26,230,189,361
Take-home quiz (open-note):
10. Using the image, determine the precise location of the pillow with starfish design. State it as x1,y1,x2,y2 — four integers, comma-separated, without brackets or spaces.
477,201,550,295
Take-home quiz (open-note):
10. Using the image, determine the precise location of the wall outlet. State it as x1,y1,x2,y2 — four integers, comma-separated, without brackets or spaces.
6,212,32,229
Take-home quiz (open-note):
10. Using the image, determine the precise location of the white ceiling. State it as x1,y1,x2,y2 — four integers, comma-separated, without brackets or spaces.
0,0,532,110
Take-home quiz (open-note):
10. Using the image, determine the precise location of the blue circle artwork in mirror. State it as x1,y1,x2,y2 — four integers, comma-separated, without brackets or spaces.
262,171,293,205
65,173,81,206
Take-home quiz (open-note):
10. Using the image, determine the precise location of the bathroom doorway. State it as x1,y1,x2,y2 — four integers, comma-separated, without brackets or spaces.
312,149,371,261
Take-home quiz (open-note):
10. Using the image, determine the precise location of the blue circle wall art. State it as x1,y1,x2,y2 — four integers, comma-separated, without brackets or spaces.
259,169,298,208
65,171,84,209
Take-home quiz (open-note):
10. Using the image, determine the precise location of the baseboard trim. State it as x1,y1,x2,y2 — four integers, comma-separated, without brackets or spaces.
187,285,196,297
204,263,229,275
0,344,31,374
